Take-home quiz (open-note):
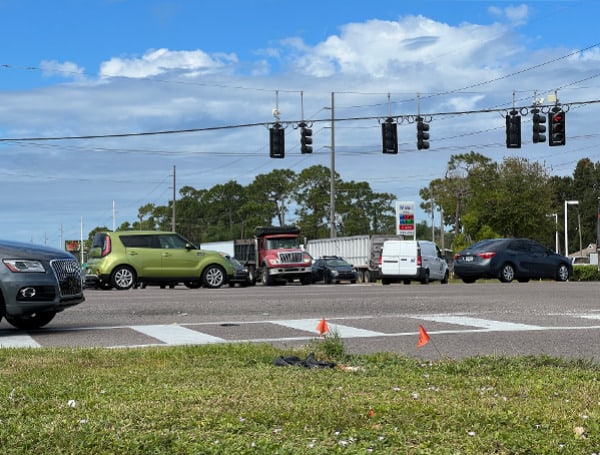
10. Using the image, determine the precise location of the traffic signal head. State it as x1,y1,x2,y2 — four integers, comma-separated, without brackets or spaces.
531,108,546,144
300,123,313,154
416,116,430,150
381,118,398,154
548,109,566,146
269,123,285,158
505,112,521,149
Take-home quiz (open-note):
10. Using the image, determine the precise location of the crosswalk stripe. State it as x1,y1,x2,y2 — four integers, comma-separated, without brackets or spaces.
132,325,225,345
275,319,385,338
416,315,543,331
0,334,41,348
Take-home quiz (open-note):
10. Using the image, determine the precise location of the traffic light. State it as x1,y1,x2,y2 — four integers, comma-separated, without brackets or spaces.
299,122,313,154
531,107,546,143
269,123,285,158
548,108,566,146
381,117,398,154
505,111,521,149
416,116,430,150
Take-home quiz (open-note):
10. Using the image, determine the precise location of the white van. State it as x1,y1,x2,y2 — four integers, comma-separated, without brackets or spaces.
379,240,449,285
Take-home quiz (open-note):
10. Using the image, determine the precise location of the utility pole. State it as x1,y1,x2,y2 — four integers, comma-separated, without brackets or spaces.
330,92,336,238
172,165,176,232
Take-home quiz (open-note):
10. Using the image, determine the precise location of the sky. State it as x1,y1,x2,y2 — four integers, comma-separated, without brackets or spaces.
1,0,599,247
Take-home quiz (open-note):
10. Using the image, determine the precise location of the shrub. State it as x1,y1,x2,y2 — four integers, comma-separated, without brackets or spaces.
572,264,600,281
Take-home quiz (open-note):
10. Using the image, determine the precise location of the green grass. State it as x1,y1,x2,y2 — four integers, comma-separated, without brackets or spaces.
0,340,599,454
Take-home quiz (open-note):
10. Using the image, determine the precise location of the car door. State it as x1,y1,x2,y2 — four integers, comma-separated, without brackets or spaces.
525,240,556,278
119,234,162,278
158,234,200,278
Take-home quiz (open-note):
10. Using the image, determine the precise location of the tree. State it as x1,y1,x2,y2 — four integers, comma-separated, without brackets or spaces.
295,165,340,239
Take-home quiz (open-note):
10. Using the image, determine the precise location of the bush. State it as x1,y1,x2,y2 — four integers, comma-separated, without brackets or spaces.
572,264,600,281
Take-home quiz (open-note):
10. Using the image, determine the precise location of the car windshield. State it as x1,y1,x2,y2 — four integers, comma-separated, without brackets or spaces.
464,239,505,252
267,238,299,249
324,258,349,267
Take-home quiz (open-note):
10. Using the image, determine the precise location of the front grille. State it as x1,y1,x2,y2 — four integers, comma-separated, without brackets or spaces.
51,259,84,297
278,252,304,264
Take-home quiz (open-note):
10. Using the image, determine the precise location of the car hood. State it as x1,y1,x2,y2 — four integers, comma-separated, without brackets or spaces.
0,239,76,260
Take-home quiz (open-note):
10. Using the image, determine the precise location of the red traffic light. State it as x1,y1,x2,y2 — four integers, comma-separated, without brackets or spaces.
553,114,563,123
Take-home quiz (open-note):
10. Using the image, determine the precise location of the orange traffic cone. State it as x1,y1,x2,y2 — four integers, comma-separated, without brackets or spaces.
316,318,329,336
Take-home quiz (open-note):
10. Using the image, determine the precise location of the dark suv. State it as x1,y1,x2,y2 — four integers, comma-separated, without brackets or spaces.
0,239,85,329
85,231,236,290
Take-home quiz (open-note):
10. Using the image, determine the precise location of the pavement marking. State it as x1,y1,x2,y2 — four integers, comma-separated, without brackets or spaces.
132,325,225,345
0,334,41,348
275,319,385,338
415,315,544,331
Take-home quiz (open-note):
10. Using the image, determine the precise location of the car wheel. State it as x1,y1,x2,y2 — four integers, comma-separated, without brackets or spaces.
202,265,225,288
261,266,274,286
184,281,201,289
441,270,449,284
462,277,477,284
420,270,430,285
6,311,56,330
556,264,570,282
325,274,332,284
111,266,136,290
499,263,515,283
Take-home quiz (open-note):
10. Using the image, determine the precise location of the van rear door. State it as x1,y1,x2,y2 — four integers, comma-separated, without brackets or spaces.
381,241,418,276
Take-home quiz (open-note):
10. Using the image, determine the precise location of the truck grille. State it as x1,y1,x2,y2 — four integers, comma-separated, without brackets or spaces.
278,252,304,264
51,259,84,297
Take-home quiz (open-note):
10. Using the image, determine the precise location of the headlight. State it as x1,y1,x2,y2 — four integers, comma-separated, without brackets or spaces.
3,259,46,273
331,270,339,276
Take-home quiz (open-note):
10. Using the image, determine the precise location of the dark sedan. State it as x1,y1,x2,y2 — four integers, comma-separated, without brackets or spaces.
453,238,572,283
312,256,358,284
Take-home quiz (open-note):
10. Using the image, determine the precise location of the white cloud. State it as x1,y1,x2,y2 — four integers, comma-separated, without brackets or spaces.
99,48,238,78
39,60,86,81
489,4,529,26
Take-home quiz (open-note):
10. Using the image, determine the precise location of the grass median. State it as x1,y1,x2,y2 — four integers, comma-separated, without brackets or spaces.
0,336,598,454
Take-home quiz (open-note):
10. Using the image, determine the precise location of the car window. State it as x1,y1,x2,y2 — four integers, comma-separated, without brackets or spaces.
120,235,155,248
528,242,548,255
325,258,348,266
159,234,190,249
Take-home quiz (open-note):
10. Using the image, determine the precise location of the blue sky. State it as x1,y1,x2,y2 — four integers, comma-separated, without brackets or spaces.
0,0,599,247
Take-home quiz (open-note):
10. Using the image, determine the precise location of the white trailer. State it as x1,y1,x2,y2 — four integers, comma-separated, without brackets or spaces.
198,240,235,257
305,234,403,283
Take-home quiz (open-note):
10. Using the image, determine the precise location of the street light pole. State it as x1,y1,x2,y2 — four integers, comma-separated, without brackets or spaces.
564,200,579,257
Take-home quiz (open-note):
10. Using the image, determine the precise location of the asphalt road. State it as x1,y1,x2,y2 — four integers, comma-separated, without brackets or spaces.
1,281,599,362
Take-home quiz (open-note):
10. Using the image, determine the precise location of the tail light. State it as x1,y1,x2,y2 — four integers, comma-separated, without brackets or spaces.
477,252,496,260
417,247,422,267
378,255,382,267
101,236,112,257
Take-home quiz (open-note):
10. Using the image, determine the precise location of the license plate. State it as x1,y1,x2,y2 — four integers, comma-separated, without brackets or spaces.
464,256,474,262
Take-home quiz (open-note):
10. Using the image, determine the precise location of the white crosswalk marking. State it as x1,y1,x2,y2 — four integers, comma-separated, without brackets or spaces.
132,325,225,345
415,315,543,331
0,334,40,348
275,319,385,338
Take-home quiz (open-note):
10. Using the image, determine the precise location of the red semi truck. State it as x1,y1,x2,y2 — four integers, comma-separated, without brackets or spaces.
234,226,313,286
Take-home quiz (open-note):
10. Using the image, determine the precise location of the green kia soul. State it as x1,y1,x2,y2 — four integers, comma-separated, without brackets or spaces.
85,231,236,290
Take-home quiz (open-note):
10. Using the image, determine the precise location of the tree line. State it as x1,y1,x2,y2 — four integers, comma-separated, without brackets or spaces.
90,156,600,255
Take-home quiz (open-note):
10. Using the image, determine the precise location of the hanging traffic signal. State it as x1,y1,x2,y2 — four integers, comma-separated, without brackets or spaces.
269,123,285,158
548,108,566,146
531,107,546,143
381,117,398,154
416,116,430,150
299,122,313,154
505,110,521,149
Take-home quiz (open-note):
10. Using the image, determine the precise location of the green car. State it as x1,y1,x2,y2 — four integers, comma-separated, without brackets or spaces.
85,231,236,290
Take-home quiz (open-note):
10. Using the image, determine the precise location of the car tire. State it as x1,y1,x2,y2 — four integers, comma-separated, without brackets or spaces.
202,265,226,288
420,270,430,285
499,263,515,283
441,270,449,284
6,311,56,330
556,264,570,282
261,266,274,286
111,266,136,290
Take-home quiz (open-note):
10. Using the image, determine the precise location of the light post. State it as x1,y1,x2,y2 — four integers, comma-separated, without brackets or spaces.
564,200,579,257
551,213,558,253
